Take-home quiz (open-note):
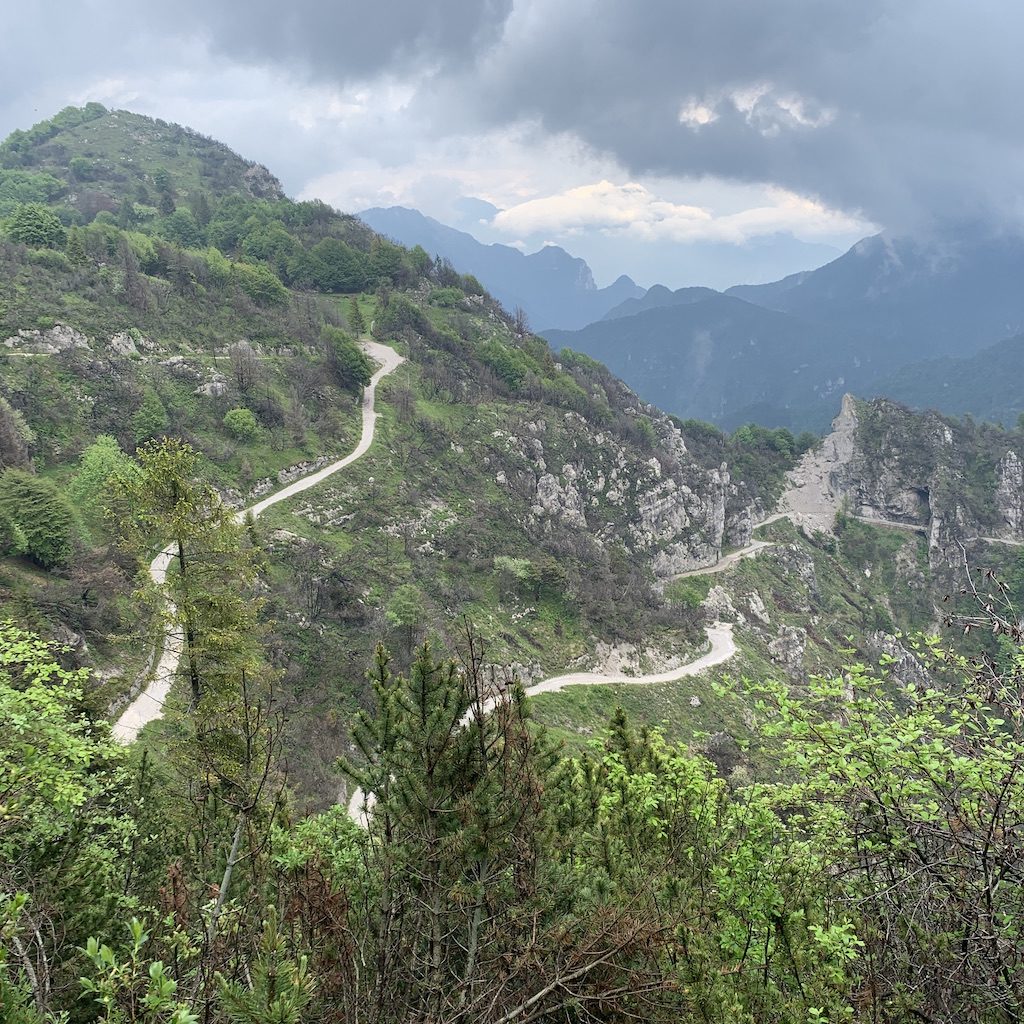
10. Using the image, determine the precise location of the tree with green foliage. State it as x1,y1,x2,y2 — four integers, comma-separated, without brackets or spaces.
235,261,288,308
385,583,426,654
162,208,203,249
0,396,34,469
132,387,169,446
347,295,366,334
65,226,86,265
216,908,314,1024
0,510,28,558
223,407,259,442
0,622,131,1020
494,553,565,602
0,469,74,567
80,917,197,1024
746,615,1024,1022
116,197,139,229
110,439,285,1019
408,243,432,276
307,237,373,293
335,634,689,1022
7,202,65,248
0,169,64,217
119,235,150,311
322,325,372,392
68,156,95,182
112,437,262,710
369,237,403,284
189,190,212,228
69,434,136,523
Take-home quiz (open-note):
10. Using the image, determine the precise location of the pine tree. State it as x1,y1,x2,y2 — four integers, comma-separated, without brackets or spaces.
340,630,554,1017
347,295,366,335
120,237,149,312
132,387,168,445
65,227,87,265
0,469,74,567
111,437,263,710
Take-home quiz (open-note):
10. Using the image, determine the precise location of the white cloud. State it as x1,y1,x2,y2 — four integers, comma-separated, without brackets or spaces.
679,83,837,139
679,100,718,128
492,180,871,245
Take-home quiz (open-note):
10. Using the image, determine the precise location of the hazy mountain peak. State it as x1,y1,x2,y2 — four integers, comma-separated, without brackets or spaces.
359,204,641,329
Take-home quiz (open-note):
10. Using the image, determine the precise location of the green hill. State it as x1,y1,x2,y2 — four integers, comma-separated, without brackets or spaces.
0,106,816,798
0,104,283,222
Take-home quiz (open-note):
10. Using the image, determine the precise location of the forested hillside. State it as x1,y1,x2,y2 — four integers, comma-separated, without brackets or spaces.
4,105,1024,1024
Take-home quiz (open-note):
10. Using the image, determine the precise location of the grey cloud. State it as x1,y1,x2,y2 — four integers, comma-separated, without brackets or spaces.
142,0,514,83
440,0,1024,232
3,1,1022,236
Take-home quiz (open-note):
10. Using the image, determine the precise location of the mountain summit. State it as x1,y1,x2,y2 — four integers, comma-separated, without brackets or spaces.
359,205,643,330
0,103,284,219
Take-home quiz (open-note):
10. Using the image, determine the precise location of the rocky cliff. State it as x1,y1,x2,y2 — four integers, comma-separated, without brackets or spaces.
830,396,1024,566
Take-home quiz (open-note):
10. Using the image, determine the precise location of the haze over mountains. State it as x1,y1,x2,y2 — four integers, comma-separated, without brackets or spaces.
359,205,644,331
366,203,1024,431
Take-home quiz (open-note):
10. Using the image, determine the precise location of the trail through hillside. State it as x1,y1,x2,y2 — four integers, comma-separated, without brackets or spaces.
346,620,736,824
111,341,404,743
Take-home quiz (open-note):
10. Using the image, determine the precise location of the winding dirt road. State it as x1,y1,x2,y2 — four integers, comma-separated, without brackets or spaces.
111,341,404,743
346,621,737,825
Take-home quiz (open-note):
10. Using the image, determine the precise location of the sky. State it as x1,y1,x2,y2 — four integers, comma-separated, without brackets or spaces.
2,1,1020,288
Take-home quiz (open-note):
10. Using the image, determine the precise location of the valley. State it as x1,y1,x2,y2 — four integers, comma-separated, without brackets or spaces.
3,101,1024,1024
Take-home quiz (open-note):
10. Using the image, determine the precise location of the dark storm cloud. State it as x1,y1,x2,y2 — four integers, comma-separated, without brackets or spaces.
432,0,1024,232
159,0,1023,234
3,1,1022,234
144,0,514,83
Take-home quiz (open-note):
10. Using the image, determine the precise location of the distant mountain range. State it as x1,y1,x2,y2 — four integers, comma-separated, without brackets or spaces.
361,205,1024,432
879,334,1024,426
548,232,1024,431
600,285,721,321
359,206,643,331
725,233,1024,358
545,293,877,432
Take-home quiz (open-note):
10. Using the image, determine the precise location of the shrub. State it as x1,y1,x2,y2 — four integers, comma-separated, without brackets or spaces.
132,388,169,446
428,287,465,308
223,407,259,442
0,469,74,567
235,262,288,308
7,202,66,249
322,326,372,392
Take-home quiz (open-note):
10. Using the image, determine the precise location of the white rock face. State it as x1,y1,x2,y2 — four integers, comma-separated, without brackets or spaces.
747,592,771,625
533,472,587,528
703,585,739,622
646,466,728,576
494,406,726,572
775,393,859,534
4,324,91,354
996,450,1024,536
108,331,139,357
868,631,932,687
768,625,807,677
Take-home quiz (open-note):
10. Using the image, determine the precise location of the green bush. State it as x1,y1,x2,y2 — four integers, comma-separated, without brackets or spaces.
223,407,259,441
322,326,372,392
132,388,169,446
0,469,74,567
428,287,464,308
7,202,66,249
234,262,288,308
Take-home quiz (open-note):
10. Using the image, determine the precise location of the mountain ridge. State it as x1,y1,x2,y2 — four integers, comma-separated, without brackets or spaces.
359,204,644,330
